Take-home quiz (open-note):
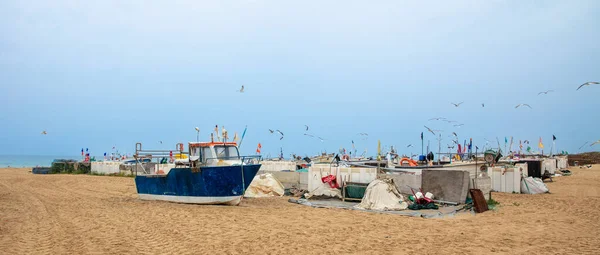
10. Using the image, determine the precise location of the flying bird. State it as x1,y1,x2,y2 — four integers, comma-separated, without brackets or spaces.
237,85,245,93
304,133,315,138
357,133,368,136
424,126,436,135
159,141,163,144
428,117,446,121
276,130,284,136
452,132,458,137
317,137,325,142
577,82,599,91
482,103,485,107
451,102,464,107
443,120,457,123
453,124,464,127
268,129,274,134
407,144,413,148
515,104,532,109
304,125,309,131
538,90,554,95
41,130,47,135
591,140,600,146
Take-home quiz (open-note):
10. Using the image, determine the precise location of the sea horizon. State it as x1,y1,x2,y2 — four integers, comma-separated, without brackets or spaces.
0,155,82,168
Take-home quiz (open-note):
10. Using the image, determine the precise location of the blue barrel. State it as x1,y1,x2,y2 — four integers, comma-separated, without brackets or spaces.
419,155,426,161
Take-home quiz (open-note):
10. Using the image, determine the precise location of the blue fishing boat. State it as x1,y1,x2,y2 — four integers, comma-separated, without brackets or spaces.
134,141,261,205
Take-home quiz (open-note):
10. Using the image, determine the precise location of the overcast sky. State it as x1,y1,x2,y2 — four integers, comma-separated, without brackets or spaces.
1,0,599,157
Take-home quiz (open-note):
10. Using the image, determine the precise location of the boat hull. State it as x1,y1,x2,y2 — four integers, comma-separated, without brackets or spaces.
134,164,261,206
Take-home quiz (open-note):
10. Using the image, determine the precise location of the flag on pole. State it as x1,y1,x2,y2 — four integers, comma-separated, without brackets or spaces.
81,148,84,156
420,132,423,140
509,137,513,152
233,132,239,142
351,140,355,150
256,143,262,154
519,140,523,150
505,137,508,144
377,140,381,158
553,135,557,141
538,137,544,149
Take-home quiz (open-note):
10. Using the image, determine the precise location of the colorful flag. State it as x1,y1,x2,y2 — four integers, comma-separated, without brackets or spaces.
519,140,523,150
81,148,84,156
256,143,262,154
351,140,355,150
527,146,531,152
538,137,544,149
233,132,239,142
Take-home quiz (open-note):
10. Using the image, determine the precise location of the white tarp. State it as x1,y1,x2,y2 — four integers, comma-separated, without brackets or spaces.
244,173,285,198
304,182,341,199
355,179,408,211
542,159,557,174
520,177,549,194
556,157,568,169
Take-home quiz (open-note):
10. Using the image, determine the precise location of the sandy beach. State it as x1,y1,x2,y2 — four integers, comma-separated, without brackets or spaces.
1,166,600,254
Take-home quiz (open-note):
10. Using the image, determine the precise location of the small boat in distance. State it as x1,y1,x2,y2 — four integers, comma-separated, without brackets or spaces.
133,141,262,206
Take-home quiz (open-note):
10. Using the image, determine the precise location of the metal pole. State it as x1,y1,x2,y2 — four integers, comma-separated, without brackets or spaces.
475,146,478,180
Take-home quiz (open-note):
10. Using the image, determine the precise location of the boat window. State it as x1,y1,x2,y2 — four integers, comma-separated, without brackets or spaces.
214,146,239,159
202,147,214,161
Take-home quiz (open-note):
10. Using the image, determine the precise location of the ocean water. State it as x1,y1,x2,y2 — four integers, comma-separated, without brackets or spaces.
0,155,81,168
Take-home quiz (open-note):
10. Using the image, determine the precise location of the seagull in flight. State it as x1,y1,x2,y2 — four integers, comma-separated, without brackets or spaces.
41,130,47,135
357,133,368,136
451,102,464,107
538,90,554,95
159,141,163,144
237,85,245,93
515,104,532,109
407,144,413,148
452,132,458,137
453,124,464,127
276,130,284,136
482,103,485,107
304,125,309,131
424,126,436,135
428,117,446,121
304,133,314,138
577,82,599,91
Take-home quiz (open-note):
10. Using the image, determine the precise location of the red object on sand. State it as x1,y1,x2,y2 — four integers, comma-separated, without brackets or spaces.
321,175,340,189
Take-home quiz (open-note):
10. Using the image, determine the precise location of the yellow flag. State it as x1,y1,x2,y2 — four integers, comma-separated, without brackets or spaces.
233,132,239,142
377,140,381,156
